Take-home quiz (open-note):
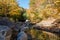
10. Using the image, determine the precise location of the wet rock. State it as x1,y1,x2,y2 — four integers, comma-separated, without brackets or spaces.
17,26,29,40
17,31,27,40
14,22,23,31
14,20,30,32
0,17,14,28
0,25,12,40
11,21,30,40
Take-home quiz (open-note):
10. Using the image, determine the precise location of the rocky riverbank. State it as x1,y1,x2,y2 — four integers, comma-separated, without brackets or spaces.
0,17,60,40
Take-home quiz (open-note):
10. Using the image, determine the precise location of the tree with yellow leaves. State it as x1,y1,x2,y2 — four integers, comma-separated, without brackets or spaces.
0,1,8,17
26,0,60,23
0,0,26,22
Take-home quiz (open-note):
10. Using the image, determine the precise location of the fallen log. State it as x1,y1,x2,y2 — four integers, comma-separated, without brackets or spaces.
33,26,60,34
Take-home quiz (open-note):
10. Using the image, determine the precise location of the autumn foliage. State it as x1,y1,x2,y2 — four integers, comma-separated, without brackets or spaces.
0,0,26,22
26,0,60,23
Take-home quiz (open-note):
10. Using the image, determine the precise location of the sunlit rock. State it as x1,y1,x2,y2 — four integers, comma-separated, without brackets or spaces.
36,17,56,27
33,17,60,33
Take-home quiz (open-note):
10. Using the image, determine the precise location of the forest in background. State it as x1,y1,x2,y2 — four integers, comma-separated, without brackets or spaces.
0,0,60,40
0,0,60,23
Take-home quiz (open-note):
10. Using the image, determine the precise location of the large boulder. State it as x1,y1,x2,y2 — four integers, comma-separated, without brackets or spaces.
0,25,12,40
0,17,14,28
33,17,60,33
14,22,23,31
17,31,28,40
14,20,30,31
36,17,56,27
